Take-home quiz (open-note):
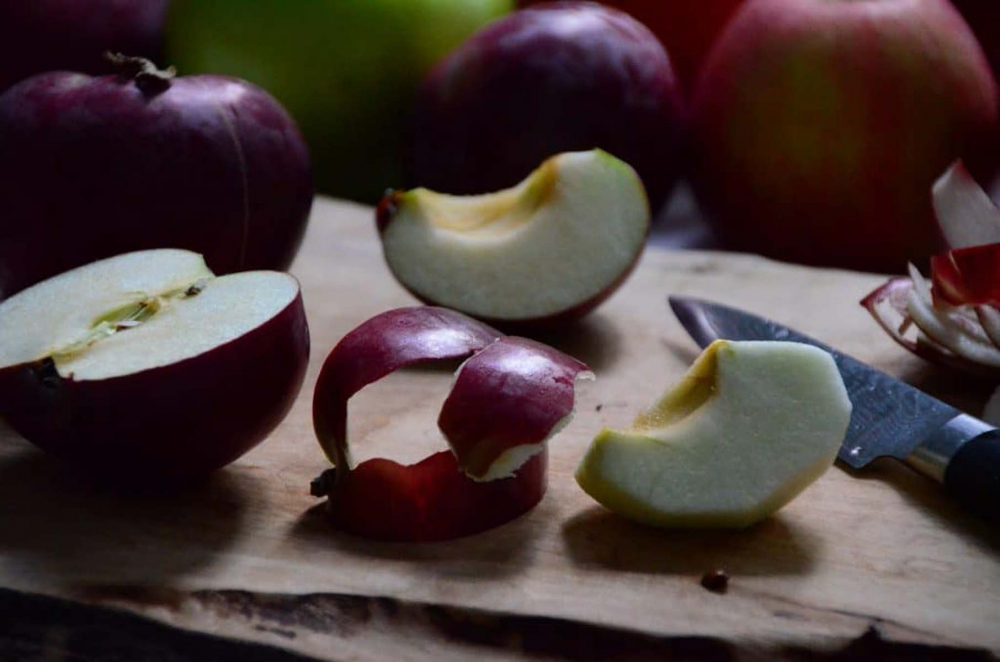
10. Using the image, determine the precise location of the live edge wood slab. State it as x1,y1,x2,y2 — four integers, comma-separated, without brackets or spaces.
1,197,999,661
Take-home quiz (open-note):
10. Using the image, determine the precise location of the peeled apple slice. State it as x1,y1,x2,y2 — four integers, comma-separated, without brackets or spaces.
576,340,852,528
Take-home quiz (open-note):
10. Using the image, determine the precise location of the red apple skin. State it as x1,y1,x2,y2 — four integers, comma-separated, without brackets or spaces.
312,307,588,541
518,0,744,92
325,450,548,542
313,307,503,470
0,67,313,300
375,191,649,330
440,337,591,479
0,1,169,92
689,0,999,273
0,292,310,481
408,2,682,212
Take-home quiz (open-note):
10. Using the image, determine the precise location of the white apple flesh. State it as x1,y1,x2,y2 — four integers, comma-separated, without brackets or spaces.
378,149,649,326
576,340,852,528
0,249,310,481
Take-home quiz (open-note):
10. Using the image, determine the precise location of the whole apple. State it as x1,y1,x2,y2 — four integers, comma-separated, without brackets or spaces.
408,2,683,212
0,57,313,300
689,0,998,272
0,0,169,92
517,0,744,92
167,0,512,203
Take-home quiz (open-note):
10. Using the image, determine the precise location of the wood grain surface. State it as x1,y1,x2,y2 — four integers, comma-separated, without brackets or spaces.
2,197,999,661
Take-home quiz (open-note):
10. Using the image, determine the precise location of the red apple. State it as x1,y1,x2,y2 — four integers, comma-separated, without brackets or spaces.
0,56,313,301
518,0,744,92
689,0,998,272
409,2,682,212
311,307,591,541
0,250,310,481
0,1,168,92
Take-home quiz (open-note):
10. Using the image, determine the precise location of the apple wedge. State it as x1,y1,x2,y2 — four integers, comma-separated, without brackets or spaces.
576,340,851,528
378,150,649,326
0,249,309,480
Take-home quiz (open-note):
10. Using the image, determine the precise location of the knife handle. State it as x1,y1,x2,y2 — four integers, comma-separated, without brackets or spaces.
944,429,1000,522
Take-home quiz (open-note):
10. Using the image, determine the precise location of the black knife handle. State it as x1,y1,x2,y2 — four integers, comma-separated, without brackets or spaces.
944,429,1000,522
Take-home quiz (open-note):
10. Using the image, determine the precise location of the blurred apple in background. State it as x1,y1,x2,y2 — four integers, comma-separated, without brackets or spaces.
517,0,744,92
167,0,511,204
0,0,169,91
951,1,1000,77
408,2,683,213
690,0,998,273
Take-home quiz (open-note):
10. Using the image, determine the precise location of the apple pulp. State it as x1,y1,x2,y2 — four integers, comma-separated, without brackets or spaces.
379,150,650,327
0,250,310,480
311,307,590,542
576,340,851,528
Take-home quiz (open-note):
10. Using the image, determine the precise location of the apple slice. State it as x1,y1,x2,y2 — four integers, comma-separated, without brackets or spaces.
378,150,649,326
0,249,309,480
575,340,852,529
311,306,590,541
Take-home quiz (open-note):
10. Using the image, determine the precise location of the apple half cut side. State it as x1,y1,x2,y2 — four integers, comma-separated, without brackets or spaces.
575,340,851,529
0,249,310,481
311,306,591,542
377,150,650,327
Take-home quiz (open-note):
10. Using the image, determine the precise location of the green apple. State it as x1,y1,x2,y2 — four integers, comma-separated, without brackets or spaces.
576,340,852,528
377,150,650,325
166,0,512,203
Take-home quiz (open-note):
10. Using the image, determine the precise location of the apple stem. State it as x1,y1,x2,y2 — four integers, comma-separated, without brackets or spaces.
310,468,337,498
104,52,176,95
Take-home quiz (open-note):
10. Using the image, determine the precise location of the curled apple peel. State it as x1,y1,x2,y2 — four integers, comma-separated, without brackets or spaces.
311,307,591,541
863,162,1000,378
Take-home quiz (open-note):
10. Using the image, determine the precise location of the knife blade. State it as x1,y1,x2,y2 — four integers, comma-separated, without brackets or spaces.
669,296,1000,520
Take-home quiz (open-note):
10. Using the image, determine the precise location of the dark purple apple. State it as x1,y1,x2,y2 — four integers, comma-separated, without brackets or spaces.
0,56,313,301
0,1,169,91
518,0,746,93
408,1,683,213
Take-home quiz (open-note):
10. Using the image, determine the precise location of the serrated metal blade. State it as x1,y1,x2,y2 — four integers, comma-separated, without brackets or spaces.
669,296,960,469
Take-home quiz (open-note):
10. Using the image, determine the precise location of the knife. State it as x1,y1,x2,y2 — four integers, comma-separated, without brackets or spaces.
669,296,1000,521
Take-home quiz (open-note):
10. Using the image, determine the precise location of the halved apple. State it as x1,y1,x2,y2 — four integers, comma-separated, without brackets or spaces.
0,249,310,480
378,150,649,326
575,340,852,528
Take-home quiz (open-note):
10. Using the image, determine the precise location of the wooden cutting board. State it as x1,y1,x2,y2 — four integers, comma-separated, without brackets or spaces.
2,197,999,661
